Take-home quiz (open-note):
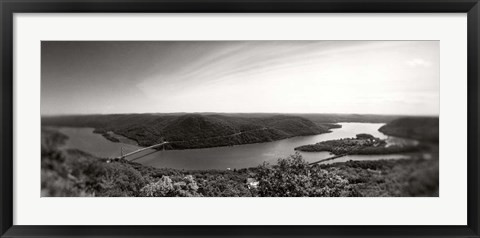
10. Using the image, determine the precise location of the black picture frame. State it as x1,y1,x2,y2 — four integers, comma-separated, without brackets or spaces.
1,0,479,237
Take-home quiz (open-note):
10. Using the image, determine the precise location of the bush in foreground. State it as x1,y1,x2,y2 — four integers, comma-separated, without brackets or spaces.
255,153,355,197
140,175,201,197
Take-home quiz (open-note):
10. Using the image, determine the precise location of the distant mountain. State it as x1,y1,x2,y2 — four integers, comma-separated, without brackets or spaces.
296,113,401,124
42,113,335,149
379,117,439,142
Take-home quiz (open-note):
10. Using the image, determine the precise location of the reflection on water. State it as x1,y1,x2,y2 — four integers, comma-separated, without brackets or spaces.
57,123,412,170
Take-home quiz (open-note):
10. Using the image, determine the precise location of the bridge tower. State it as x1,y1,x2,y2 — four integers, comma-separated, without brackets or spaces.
160,137,165,151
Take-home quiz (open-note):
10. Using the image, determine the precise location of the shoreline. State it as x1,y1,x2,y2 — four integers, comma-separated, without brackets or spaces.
48,125,341,152
44,122,425,171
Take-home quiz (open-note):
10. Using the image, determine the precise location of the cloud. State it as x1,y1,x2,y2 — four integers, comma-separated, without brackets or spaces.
406,58,432,67
42,41,439,115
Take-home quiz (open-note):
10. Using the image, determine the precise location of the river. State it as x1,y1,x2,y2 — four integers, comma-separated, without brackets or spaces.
57,123,412,170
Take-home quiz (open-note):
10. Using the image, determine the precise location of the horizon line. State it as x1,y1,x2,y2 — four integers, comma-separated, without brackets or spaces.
40,111,440,117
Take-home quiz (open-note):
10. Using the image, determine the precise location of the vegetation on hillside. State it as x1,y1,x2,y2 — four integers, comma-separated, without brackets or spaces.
320,158,438,196
295,113,400,124
41,128,439,197
255,153,354,197
379,117,439,142
93,128,120,142
295,133,423,155
42,114,338,149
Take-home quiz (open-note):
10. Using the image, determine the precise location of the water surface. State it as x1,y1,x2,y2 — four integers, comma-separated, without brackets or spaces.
57,123,412,170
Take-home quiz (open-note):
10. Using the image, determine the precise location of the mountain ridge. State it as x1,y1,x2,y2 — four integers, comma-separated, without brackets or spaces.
42,113,337,149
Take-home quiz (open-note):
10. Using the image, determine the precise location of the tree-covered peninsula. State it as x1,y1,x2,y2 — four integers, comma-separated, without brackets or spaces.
294,133,422,155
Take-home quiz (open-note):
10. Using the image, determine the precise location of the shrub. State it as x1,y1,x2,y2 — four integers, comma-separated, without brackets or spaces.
98,162,147,197
140,176,175,196
140,175,202,197
197,174,253,197
255,153,353,197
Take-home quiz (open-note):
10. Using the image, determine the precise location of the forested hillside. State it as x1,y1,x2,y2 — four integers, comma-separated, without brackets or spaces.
42,114,337,149
379,117,439,142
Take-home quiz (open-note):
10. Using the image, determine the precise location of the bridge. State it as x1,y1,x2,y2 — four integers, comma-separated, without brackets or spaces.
115,127,271,160
308,154,347,166
116,141,170,160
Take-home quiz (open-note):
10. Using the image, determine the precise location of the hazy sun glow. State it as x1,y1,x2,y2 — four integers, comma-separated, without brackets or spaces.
41,41,439,116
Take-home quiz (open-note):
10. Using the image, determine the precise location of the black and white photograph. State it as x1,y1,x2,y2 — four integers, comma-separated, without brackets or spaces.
41,41,439,197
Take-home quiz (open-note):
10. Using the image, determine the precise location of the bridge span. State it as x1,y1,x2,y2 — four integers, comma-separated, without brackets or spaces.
116,141,170,159
116,127,271,160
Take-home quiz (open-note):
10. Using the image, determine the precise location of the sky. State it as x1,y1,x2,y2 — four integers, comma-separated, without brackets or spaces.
41,41,439,116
